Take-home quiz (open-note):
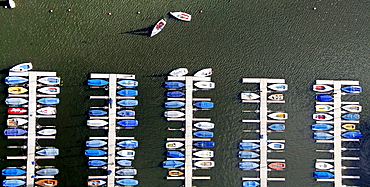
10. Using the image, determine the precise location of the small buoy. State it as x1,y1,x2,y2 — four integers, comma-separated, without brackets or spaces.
137,11,141,14
67,8,71,12
313,7,317,10
4,6,8,8
108,12,112,15
199,10,204,13
49,9,53,12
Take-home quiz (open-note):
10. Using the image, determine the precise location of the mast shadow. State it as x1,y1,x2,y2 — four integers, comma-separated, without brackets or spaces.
121,25,154,37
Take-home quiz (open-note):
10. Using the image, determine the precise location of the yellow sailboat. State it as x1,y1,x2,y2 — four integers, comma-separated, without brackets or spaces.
315,105,334,112
342,124,355,130
8,87,28,94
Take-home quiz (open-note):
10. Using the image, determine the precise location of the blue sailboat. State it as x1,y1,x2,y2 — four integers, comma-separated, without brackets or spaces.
238,151,260,159
36,148,59,156
316,94,333,102
117,110,135,117
243,181,260,187
5,76,28,85
166,91,185,97
2,179,26,187
4,128,27,136
239,142,260,150
167,151,184,158
165,81,185,89
2,168,26,176
87,79,109,86
194,101,214,109
117,80,138,87
117,120,138,127
116,179,139,186
117,159,132,167
314,132,334,140
165,101,185,108
85,149,106,156
239,162,259,169
162,160,184,168
311,124,333,131
88,110,107,116
117,140,139,148
314,171,334,179
37,97,60,105
341,86,362,93
5,98,28,105
342,131,362,139
342,113,360,120
193,141,215,148
88,160,108,167
116,169,137,176
86,140,107,148
117,89,138,97
193,131,214,138
36,168,59,176
268,124,285,131
117,99,138,107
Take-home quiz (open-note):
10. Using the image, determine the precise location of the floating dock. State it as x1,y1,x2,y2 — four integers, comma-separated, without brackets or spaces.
6,71,59,186
241,78,287,186
87,73,137,187
314,80,361,186
166,71,213,187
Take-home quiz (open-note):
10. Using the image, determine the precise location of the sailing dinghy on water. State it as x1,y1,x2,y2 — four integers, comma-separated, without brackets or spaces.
38,77,61,85
341,86,362,93
37,129,56,135
117,80,138,87
116,179,138,186
5,98,28,106
117,110,135,117
151,19,166,37
4,129,27,136
267,84,288,91
164,111,185,118
117,140,139,149
87,79,109,86
313,113,333,121
36,168,59,176
10,62,32,72
37,97,60,105
311,124,333,131
238,151,259,159
194,68,212,77
194,81,215,89
36,148,59,156
86,140,107,148
193,131,214,138
37,107,57,115
170,12,192,21
239,142,260,150
117,159,132,167
167,151,184,158
117,99,138,107
193,150,214,158
2,168,26,176
7,118,28,126
37,87,60,94
341,105,362,112
87,120,108,127
316,94,333,101
116,168,137,176
241,92,260,100
239,162,259,169
5,76,28,85
8,87,28,94
117,89,138,97
315,162,334,170
167,91,185,97
194,122,214,129
169,68,188,76
2,179,25,187
165,81,185,89
313,84,333,92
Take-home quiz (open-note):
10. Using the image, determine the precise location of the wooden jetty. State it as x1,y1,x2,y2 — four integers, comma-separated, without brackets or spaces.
88,73,136,187
8,71,59,187
241,78,287,186
315,80,361,186
166,74,212,187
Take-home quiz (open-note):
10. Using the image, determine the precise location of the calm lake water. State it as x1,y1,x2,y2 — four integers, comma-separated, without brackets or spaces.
0,0,369,186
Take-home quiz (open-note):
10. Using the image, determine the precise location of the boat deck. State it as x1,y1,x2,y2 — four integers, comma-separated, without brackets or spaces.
88,73,136,187
8,71,58,187
315,80,361,186
242,78,287,186
167,75,212,187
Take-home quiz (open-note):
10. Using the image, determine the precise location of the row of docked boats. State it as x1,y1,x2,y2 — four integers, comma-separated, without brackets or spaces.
87,74,139,186
163,68,215,179
3,63,60,187
240,80,288,186
312,81,362,182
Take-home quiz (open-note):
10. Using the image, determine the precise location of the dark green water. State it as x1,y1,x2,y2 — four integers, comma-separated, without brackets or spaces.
0,0,369,186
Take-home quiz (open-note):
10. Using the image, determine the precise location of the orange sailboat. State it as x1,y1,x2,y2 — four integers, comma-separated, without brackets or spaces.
35,179,58,186
268,162,286,170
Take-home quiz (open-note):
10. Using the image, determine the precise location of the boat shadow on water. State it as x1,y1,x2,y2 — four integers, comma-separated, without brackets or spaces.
122,26,154,37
